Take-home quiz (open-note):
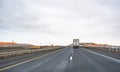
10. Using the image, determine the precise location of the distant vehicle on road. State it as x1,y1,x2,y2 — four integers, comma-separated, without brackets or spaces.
73,39,79,49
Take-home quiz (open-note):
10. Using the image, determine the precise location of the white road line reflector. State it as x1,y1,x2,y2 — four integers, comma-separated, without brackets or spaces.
70,56,72,60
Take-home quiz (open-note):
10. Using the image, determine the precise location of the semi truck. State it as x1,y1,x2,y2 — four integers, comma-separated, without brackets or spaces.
73,39,79,49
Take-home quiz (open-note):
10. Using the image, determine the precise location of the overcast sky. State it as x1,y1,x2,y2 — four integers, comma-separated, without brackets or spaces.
0,0,120,45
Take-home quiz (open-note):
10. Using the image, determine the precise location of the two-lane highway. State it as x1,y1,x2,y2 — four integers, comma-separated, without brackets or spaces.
1,47,120,72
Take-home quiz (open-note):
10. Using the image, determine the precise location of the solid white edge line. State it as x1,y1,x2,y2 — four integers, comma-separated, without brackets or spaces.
81,48,120,64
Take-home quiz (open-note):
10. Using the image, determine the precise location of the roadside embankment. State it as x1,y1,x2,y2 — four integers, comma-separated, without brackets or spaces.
0,46,65,59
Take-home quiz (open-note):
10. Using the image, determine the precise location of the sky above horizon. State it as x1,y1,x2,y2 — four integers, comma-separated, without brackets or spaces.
0,0,120,45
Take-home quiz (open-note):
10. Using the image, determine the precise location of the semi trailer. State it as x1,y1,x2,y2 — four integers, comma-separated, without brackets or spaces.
73,39,79,49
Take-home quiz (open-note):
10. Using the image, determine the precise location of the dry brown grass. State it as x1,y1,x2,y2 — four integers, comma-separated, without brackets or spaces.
0,42,16,45
0,46,64,59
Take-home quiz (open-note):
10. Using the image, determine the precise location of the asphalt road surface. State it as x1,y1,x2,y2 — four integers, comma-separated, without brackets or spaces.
0,47,120,72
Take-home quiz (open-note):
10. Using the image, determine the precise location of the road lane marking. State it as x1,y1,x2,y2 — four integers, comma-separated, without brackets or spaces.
70,56,72,60
81,48,120,64
0,49,63,71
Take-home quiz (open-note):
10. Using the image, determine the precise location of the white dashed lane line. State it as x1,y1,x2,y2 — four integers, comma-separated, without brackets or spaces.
70,56,72,61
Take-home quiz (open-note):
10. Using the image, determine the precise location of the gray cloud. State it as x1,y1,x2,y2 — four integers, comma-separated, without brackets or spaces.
0,0,120,45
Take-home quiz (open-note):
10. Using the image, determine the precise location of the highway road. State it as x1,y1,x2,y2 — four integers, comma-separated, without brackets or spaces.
0,47,120,72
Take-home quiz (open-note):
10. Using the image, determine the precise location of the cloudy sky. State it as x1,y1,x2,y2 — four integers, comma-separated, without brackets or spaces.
0,0,120,45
